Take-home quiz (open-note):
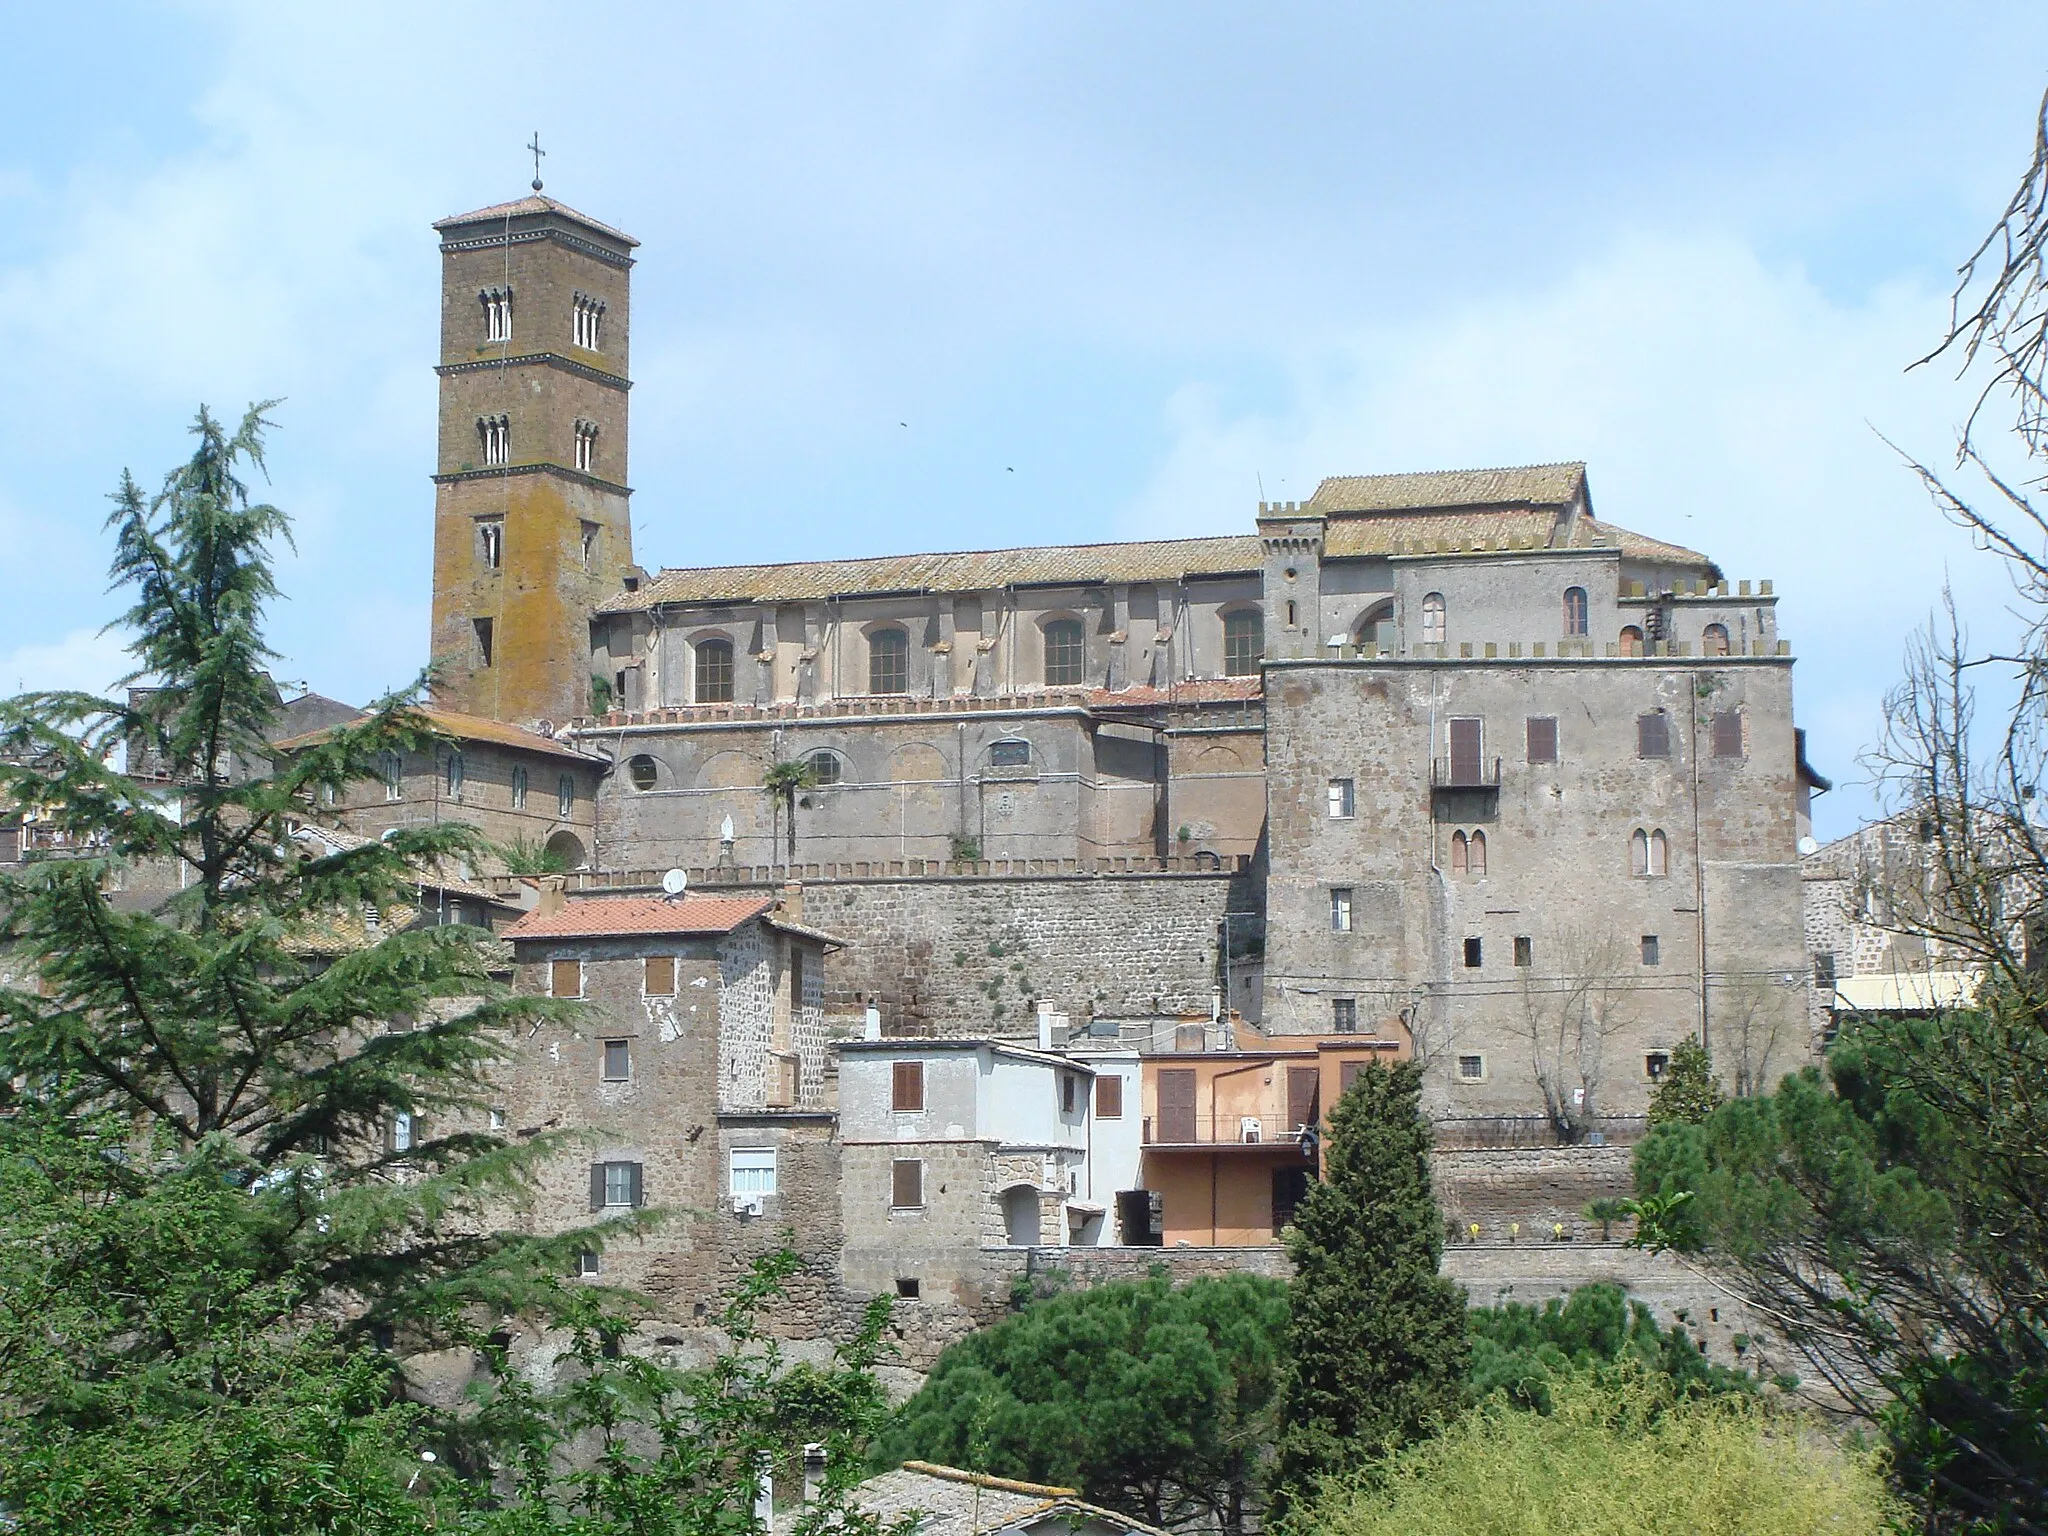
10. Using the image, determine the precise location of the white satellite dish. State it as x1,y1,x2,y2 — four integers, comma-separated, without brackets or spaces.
660,868,689,897
1797,836,1819,856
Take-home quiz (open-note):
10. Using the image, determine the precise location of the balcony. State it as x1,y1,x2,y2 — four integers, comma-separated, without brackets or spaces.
1143,1111,1319,1149
1429,756,1502,792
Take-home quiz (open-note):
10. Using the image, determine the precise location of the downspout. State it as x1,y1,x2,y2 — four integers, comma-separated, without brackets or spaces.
1690,670,1709,1050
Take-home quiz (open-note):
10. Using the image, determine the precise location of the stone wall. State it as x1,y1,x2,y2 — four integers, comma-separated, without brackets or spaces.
1432,1143,1636,1239
699,869,1263,1031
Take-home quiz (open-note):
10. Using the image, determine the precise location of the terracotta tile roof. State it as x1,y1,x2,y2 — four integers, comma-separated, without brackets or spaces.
271,707,604,764
1306,462,1589,512
1083,678,1263,707
287,823,512,903
433,195,639,247
1576,517,1714,566
1322,507,1568,558
602,536,1261,612
504,894,773,941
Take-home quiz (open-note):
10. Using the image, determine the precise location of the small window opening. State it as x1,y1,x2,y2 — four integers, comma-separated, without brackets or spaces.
895,1277,921,1299
580,520,598,567
602,1039,631,1082
805,749,843,786
989,738,1032,768
1463,936,1483,969
477,519,503,569
445,751,465,800
1328,777,1355,817
1457,1053,1485,1081
1421,592,1447,645
473,618,494,668
510,765,527,809
1563,586,1589,636
574,421,598,474
1701,622,1730,657
1641,934,1661,966
557,774,575,816
627,754,658,792
1332,997,1357,1033
1620,624,1645,658
1330,887,1353,932
1514,935,1532,967
1645,1050,1672,1080
480,286,513,342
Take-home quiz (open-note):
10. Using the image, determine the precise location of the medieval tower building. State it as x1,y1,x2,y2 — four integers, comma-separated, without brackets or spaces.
429,195,639,725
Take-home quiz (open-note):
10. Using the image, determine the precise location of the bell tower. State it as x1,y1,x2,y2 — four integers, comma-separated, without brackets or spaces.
428,190,637,724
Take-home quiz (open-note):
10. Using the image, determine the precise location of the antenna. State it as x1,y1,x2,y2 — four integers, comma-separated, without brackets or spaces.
527,131,546,193
660,868,689,898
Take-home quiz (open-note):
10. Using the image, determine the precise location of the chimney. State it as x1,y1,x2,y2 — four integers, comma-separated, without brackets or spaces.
863,1004,883,1041
802,1443,827,1507
536,876,567,917
780,880,804,925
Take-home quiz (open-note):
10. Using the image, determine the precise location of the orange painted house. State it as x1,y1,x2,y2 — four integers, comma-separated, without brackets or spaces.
1136,1024,1408,1246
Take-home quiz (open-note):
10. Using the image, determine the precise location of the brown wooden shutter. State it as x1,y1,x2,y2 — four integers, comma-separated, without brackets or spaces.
1340,1061,1365,1095
1526,716,1558,764
1287,1066,1321,1132
1449,718,1483,784
1638,712,1670,759
644,955,676,995
627,1162,644,1208
0,823,17,863
551,958,581,998
892,1060,924,1112
1096,1075,1123,1120
892,1158,923,1208
589,1164,605,1211
1157,1068,1197,1143
1712,709,1744,758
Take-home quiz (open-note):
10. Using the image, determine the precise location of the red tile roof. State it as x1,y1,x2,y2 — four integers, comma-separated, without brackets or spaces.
270,706,603,764
503,894,772,941
433,194,639,247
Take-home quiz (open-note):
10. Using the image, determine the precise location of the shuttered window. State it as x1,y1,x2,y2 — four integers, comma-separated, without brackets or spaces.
1340,1060,1366,1095
1157,1068,1197,1143
891,1060,924,1113
1526,716,1558,763
1096,1075,1123,1119
550,959,581,998
1638,712,1671,759
590,1161,643,1209
1449,718,1483,784
891,1158,924,1209
644,955,676,995
1287,1067,1320,1132
1712,709,1744,758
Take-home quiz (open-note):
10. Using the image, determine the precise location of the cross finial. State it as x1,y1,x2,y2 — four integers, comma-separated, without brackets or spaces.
528,131,546,193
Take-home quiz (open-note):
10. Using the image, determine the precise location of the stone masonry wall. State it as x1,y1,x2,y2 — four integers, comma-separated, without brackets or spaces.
696,870,1263,1031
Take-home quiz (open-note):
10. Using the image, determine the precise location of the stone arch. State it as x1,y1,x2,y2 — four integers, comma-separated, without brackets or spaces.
889,742,948,783
1000,1184,1042,1246
1352,598,1395,649
544,830,588,870
698,749,758,790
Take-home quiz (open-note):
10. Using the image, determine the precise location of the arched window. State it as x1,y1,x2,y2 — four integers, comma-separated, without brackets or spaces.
1354,600,1395,652
380,751,403,802
1222,611,1262,676
869,628,909,694
805,749,843,786
695,637,735,703
1649,829,1668,877
511,764,528,809
1450,830,1468,874
445,751,465,800
1420,593,1447,646
1620,625,1645,658
557,774,575,817
1468,830,1487,876
1044,619,1087,686
626,754,658,792
1631,827,1650,876
1563,587,1588,637
1701,623,1730,657
989,738,1031,768
1632,827,1669,877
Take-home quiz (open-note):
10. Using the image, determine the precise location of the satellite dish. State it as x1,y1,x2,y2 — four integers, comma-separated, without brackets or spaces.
1797,836,1819,856
660,868,689,897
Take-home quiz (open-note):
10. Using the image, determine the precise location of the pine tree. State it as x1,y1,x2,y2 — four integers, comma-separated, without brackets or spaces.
1274,1060,1469,1507
1647,1038,1721,1126
0,406,599,1496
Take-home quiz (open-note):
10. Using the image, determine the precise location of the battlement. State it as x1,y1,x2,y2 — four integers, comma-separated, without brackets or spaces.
487,853,1252,900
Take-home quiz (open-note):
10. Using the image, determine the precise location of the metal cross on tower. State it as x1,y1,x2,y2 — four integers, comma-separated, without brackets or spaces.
528,132,546,193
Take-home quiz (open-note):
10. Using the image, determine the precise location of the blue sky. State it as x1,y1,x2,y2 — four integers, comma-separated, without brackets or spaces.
3,3,2046,838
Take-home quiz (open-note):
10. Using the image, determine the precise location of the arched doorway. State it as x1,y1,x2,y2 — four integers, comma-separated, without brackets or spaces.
545,830,588,871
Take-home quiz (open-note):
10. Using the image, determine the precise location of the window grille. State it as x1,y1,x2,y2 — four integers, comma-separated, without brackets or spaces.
1222,611,1262,676
694,638,735,703
869,628,909,694
1044,620,1087,686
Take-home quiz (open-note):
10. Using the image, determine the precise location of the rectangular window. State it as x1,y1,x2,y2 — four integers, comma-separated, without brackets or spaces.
1332,997,1357,1033
1526,716,1558,763
577,1250,601,1278
1157,1067,1198,1142
730,1147,777,1197
869,629,909,694
511,765,527,809
558,774,575,817
1330,887,1353,932
477,519,503,570
580,520,599,567
895,1276,921,1299
1645,1051,1672,1081
1457,1053,1486,1082
550,958,582,998
1096,1075,1123,1119
1463,936,1483,969
389,1111,416,1152
644,955,676,995
488,1107,508,1131
1814,951,1837,988
1641,934,1661,966
602,1039,630,1082
1060,1074,1077,1113
593,1161,642,1209
891,1060,925,1113
789,949,805,1012
891,1158,925,1209
1638,711,1671,759
1327,778,1355,818
1712,708,1744,759
990,738,1031,768
1514,935,1532,967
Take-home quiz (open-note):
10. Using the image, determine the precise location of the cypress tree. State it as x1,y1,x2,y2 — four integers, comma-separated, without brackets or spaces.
1274,1059,1469,1505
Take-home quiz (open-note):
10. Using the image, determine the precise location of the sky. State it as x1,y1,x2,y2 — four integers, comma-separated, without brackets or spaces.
3,2,2046,839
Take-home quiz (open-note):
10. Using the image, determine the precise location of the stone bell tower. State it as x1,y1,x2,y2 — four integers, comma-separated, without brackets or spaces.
428,189,637,724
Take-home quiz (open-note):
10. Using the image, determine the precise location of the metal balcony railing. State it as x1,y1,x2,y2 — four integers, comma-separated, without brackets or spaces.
1143,1111,1318,1147
1429,756,1502,791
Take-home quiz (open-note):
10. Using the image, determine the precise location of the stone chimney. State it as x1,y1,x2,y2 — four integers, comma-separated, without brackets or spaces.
536,876,567,917
779,880,804,925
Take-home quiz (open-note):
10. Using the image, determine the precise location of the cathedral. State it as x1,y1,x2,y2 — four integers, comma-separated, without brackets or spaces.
294,189,1819,1350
